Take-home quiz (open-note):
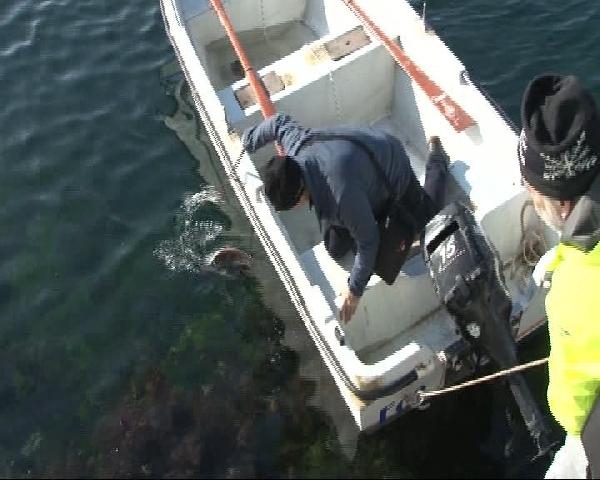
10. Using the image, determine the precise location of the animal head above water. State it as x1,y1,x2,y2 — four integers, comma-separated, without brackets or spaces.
209,246,252,276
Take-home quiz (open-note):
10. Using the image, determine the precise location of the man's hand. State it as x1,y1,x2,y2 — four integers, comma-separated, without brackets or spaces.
340,288,360,324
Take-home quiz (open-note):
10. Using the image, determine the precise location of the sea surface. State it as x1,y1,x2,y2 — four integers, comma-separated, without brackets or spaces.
1,0,599,478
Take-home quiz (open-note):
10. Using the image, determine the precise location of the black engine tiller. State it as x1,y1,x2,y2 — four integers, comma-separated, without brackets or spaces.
422,201,555,459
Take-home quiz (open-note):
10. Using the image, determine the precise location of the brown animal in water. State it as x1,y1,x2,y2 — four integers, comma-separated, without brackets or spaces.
209,247,252,277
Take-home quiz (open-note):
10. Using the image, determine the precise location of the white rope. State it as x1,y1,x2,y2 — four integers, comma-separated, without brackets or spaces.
418,356,549,402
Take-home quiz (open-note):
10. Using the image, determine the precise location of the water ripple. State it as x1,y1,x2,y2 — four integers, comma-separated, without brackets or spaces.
154,188,227,274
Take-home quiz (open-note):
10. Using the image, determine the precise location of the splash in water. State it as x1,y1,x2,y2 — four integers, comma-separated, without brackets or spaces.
154,188,227,274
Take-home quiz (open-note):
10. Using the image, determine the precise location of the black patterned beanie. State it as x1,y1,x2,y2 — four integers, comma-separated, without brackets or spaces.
519,74,600,200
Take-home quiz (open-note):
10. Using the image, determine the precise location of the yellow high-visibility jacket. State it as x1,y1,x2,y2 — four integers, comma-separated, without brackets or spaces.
546,240,600,435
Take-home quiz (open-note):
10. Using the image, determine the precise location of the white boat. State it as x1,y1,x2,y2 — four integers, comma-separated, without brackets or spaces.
160,0,556,432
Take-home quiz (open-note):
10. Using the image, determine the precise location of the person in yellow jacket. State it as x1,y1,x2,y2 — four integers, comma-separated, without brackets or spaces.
518,74,600,479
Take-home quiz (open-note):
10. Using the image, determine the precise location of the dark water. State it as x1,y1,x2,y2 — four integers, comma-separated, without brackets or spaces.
1,0,599,477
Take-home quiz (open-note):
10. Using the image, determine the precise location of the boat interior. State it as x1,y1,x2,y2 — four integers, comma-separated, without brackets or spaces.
176,0,554,366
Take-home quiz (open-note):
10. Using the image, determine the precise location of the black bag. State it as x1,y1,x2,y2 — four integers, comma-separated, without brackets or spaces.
302,133,416,285
370,165,417,285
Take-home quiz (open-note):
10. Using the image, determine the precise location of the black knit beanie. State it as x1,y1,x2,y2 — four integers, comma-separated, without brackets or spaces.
258,155,304,211
519,74,600,200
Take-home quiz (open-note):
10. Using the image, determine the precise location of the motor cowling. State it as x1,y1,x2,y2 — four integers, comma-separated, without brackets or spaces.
421,202,512,349
422,201,554,458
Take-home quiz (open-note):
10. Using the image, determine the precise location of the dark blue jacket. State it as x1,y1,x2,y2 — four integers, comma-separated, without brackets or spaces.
242,113,414,296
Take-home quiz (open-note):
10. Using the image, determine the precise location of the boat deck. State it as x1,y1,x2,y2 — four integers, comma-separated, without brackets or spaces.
205,21,318,90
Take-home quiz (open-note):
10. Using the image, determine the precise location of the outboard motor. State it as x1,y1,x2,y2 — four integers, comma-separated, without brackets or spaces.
422,201,553,458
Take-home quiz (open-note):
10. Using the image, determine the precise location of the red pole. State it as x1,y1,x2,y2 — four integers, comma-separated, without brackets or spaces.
208,0,284,154
340,0,475,132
